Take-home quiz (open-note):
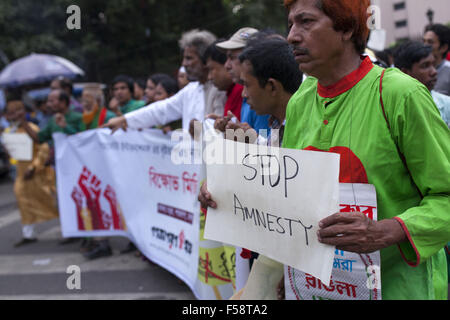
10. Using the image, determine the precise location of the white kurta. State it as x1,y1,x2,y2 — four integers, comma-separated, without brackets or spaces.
125,81,225,132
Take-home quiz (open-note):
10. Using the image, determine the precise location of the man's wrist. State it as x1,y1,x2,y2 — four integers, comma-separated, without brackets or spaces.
380,218,407,248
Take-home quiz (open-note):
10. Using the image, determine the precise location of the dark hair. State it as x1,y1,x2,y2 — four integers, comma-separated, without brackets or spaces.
148,73,167,86
154,74,179,96
203,40,227,65
285,0,371,54
393,41,433,70
425,24,450,58
55,89,70,106
246,29,285,49
111,75,134,94
239,39,303,94
53,76,73,94
374,50,390,68
135,78,146,90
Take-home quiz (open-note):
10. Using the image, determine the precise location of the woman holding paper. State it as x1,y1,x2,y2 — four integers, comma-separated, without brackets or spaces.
4,101,59,247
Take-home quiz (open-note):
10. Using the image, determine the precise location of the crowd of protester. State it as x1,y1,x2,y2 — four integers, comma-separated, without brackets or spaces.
0,0,449,300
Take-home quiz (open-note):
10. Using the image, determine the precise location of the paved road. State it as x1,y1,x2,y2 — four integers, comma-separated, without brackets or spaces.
0,177,195,300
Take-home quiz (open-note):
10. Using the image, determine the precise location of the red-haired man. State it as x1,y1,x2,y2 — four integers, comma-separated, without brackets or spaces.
283,0,449,299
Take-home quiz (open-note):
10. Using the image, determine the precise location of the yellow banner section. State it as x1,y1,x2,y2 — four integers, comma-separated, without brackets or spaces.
198,207,236,291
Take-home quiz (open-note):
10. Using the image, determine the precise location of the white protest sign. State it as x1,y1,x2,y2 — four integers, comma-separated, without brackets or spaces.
204,138,340,285
2,133,33,161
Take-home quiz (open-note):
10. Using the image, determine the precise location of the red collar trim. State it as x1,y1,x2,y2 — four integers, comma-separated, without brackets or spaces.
317,56,374,98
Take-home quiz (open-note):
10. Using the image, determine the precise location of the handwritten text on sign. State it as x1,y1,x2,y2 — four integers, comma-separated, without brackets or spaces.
204,139,340,285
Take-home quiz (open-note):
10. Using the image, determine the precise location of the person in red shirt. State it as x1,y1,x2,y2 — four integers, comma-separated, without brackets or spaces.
204,40,243,120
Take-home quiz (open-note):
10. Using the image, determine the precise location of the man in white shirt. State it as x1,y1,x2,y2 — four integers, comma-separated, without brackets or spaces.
103,29,226,134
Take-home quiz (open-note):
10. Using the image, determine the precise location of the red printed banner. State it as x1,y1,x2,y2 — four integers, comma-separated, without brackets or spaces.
285,183,382,300
149,166,198,195
72,166,126,231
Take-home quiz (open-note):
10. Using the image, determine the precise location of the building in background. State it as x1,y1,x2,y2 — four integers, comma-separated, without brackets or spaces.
371,0,450,47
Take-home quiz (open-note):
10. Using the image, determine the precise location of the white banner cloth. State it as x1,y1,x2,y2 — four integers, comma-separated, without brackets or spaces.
54,129,207,298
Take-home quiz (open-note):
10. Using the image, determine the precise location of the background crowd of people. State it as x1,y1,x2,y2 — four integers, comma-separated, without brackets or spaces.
0,0,449,300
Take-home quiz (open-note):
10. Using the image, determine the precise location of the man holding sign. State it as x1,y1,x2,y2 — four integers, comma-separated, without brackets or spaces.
283,0,450,299
201,38,341,290
2,101,59,247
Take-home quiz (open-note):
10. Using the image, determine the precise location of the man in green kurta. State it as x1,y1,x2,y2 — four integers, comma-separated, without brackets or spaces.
283,0,449,299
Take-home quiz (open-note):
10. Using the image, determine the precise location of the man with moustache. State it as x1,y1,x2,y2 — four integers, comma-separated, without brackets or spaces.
283,0,449,300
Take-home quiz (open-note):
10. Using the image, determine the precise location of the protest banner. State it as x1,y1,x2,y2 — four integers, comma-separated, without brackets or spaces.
204,137,340,285
54,129,233,300
285,183,382,300
195,206,235,300
195,120,251,297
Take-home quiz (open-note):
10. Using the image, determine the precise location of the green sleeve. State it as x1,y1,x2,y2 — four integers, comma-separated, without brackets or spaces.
64,113,83,135
130,100,147,112
390,85,450,266
63,125,78,135
105,110,116,123
282,77,317,149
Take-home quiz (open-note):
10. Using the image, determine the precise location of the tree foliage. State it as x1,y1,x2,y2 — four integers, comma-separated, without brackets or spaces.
0,0,287,84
